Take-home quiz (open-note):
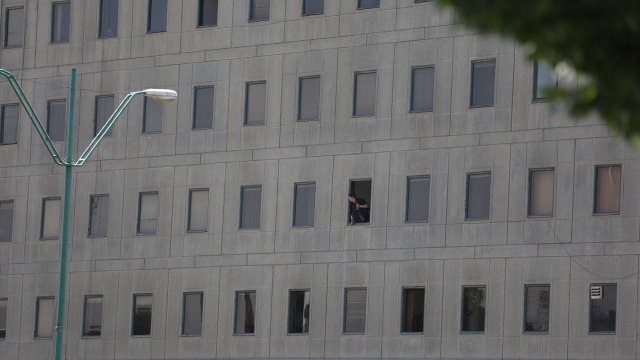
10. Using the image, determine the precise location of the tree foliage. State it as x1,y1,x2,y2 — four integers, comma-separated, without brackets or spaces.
438,0,640,139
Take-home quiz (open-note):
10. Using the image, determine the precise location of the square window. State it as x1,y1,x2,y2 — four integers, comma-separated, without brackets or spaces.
47,99,66,141
302,0,324,16
353,71,377,117
0,298,7,339
0,200,13,242
4,7,24,48
188,189,209,232
137,192,158,235
99,0,118,38
288,290,311,334
357,0,380,9
143,97,163,134
524,285,550,333
348,180,371,225
401,288,425,333
198,0,218,27
533,60,557,101
234,291,256,335
182,292,203,336
240,186,262,230
406,176,430,222
249,0,270,21
293,183,315,227
343,288,366,334
461,286,485,333
298,76,321,121
594,165,621,215
83,296,103,337
470,59,496,107
89,195,109,237
528,169,554,217
94,95,114,137
147,0,167,33
589,284,616,333
35,297,55,338
193,86,214,130
1,104,19,145
245,81,267,125
51,2,70,43
132,294,152,336
466,172,491,220
410,66,435,112
41,198,61,240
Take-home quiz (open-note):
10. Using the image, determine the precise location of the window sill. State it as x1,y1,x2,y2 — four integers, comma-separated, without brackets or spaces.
244,122,265,127
286,332,309,336
351,114,376,118
233,333,255,336
141,131,162,135
592,212,620,216
526,215,553,219
400,331,424,335
3,45,22,49
302,12,324,17
50,41,70,45
468,105,494,109
136,232,157,236
197,24,218,29
523,331,549,335
192,127,213,131
248,19,269,23
87,234,107,238
460,331,485,335
409,109,434,114
180,334,202,337
297,118,319,122
34,336,53,340
131,334,151,338
186,230,208,234
81,335,101,339
40,237,59,241
405,220,429,224
588,331,616,335
0,142,18,145
342,332,366,335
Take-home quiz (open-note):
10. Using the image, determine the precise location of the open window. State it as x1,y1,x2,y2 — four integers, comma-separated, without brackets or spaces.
348,179,371,225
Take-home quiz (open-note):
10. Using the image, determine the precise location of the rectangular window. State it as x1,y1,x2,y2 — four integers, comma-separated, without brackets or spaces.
182,292,203,336
99,0,118,38
240,186,262,230
47,99,66,141
83,296,103,337
193,86,214,130
401,288,425,333
198,0,218,27
528,169,554,217
461,286,485,332
406,176,430,222
410,66,435,112
89,195,109,237
188,189,209,232
288,290,310,334
298,76,321,121
51,2,71,43
234,291,256,335
349,179,371,225
132,294,152,336
302,0,324,16
0,298,6,339
35,297,55,338
0,200,13,242
4,7,24,48
147,0,167,33
245,81,267,125
353,71,377,117
143,97,163,134
137,192,159,235
470,59,496,108
249,0,270,21
41,198,61,240
293,183,315,227
524,285,550,333
343,288,366,334
358,0,380,9
594,165,621,215
589,284,616,333
94,95,114,137
533,60,556,101
1,104,19,145
466,172,491,220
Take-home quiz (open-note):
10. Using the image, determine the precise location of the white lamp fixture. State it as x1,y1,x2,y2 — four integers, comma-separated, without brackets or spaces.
144,89,178,105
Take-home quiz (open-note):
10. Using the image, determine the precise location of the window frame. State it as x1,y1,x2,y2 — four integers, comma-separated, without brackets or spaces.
461,285,486,333
40,197,61,240
0,297,7,339
248,0,270,22
192,85,215,130
181,292,204,337
0,200,14,242
51,1,71,43
470,59,496,108
465,172,491,221
523,284,550,334
131,294,153,337
302,0,324,16
287,289,311,335
532,60,557,102
234,290,257,335
527,168,555,218
82,295,104,338
357,0,380,10
187,188,209,233
34,296,55,339
410,65,435,113
94,95,114,137
88,194,110,237
405,175,430,223
244,81,267,126
137,191,159,235
297,75,321,122
400,287,425,334
593,164,622,215
588,283,617,334
146,0,168,33
239,185,262,230
142,97,163,134
197,0,218,27
4,6,24,48
352,71,377,117
47,99,67,142
98,0,119,38
343,287,367,334
293,182,316,228
1,103,19,145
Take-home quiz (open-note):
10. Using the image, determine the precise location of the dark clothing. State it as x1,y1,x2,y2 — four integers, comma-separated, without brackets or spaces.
349,198,370,224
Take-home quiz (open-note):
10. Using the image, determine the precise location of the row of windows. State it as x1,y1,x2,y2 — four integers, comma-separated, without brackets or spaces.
0,165,622,242
0,282,616,341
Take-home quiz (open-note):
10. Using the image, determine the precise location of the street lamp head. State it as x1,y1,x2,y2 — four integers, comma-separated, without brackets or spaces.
143,89,178,105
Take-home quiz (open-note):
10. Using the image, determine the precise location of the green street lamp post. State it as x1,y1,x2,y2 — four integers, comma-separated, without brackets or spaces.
0,68,177,360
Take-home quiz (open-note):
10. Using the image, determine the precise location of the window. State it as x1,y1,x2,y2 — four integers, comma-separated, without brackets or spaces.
358,0,380,9
89,195,109,237
83,296,103,337
410,66,435,112
245,81,267,125
249,0,270,21
240,186,261,230
4,7,24,48
0,298,6,339
147,0,167,33
99,0,118,38
94,95,114,137
41,198,61,240
198,0,218,27
415,0,431,2
353,71,376,117
470,59,496,108
188,189,209,232
137,192,158,235
349,179,371,224
234,291,256,335
524,285,550,333
533,60,556,101
594,165,621,215
288,290,310,334
1,104,18,145
143,97,163,134
35,297,55,338
406,176,430,222
401,288,425,333
528,169,554,217
182,292,203,336
298,76,321,121
589,284,616,333
132,294,152,336
0,200,13,242
293,183,315,227
461,286,485,332
51,2,70,43
47,99,66,141
343,288,366,334
193,86,214,130
302,0,324,16
466,172,491,220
